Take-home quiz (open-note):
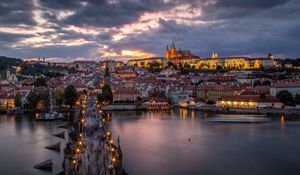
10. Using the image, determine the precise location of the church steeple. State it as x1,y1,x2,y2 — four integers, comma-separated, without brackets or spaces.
165,45,170,59
172,42,176,49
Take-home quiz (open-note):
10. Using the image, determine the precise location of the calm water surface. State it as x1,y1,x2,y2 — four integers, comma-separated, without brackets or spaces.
0,114,66,175
110,109,300,175
1,110,300,175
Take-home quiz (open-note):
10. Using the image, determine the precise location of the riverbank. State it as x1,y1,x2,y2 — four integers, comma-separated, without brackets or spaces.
104,103,300,117
194,106,300,116
103,104,146,111
5,106,80,115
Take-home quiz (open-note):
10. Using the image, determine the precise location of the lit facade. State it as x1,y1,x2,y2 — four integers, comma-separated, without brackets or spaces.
0,97,15,109
216,95,283,109
127,43,275,70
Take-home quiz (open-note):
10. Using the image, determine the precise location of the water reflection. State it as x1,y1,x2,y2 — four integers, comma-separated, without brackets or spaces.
0,114,66,175
110,110,300,175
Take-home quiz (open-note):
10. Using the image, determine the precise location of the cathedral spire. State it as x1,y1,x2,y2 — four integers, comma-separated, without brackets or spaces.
172,42,175,49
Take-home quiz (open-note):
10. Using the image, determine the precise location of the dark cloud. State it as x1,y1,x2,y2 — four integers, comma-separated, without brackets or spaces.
63,0,162,27
201,0,292,20
0,0,36,26
39,0,83,10
0,32,33,44
11,43,99,59
0,0,300,60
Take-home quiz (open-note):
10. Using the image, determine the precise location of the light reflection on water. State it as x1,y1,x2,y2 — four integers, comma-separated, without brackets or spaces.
110,109,300,175
0,114,66,175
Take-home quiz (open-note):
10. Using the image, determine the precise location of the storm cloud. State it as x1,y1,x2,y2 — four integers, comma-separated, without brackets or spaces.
0,0,299,61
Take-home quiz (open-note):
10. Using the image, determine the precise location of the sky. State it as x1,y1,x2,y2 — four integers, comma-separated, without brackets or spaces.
0,0,300,62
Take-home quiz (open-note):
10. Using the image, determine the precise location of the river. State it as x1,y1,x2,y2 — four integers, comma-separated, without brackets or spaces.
110,109,300,175
0,110,300,175
0,114,66,175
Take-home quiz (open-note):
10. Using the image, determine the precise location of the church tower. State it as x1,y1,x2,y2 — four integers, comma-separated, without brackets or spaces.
170,42,176,58
165,45,170,59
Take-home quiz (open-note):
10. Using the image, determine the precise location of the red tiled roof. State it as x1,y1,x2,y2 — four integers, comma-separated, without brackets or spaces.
271,81,300,88
113,88,140,94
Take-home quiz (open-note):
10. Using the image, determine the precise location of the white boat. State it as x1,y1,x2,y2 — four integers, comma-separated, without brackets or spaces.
206,116,272,123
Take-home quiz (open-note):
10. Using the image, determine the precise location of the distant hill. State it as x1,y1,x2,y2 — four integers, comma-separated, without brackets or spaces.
0,56,23,71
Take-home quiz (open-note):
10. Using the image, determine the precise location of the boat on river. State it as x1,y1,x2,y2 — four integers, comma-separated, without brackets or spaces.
206,115,272,123
35,112,64,121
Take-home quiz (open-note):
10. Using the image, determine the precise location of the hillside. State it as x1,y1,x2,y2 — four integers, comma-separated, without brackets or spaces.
0,56,23,71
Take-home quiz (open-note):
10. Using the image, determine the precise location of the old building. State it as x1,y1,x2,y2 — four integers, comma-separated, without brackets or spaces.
112,88,141,102
127,43,275,70
216,95,283,109
197,84,241,102
0,94,15,109
270,80,300,97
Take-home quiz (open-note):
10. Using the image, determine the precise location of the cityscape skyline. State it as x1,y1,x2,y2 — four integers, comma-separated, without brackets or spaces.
1,0,300,62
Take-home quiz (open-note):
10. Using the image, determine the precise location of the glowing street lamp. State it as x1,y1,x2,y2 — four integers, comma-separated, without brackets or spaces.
106,131,111,136
112,157,116,163
72,159,77,164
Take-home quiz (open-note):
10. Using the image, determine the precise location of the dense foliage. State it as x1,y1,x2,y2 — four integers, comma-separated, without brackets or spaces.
0,56,22,71
64,85,78,107
276,90,294,106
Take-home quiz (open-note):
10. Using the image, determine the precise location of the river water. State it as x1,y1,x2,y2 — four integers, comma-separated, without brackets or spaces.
110,109,300,175
0,114,66,175
1,110,300,175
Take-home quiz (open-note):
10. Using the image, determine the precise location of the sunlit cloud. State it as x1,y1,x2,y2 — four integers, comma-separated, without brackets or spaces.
113,3,205,41
101,49,156,61
64,25,101,35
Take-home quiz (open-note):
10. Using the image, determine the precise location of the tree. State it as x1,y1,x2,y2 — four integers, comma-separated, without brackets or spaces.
253,80,261,87
140,61,145,67
54,88,65,107
14,93,22,108
216,65,223,71
207,100,215,105
102,84,113,103
262,80,271,86
167,62,176,69
184,63,191,69
136,96,143,105
149,61,161,69
294,94,300,105
64,85,78,107
37,90,50,109
276,90,294,106
97,93,105,102
34,77,47,87
260,93,266,99
27,90,38,109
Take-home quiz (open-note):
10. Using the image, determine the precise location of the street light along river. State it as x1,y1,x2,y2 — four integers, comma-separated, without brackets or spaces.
63,94,125,175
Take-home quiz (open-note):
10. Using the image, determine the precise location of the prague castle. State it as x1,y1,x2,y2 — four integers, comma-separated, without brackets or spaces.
127,43,276,69
165,42,194,60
